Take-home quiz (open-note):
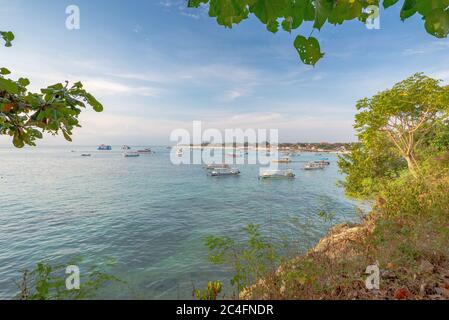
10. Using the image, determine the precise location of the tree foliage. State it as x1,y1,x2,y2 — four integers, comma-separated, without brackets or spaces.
187,0,449,65
0,32,103,148
17,261,121,300
339,73,449,198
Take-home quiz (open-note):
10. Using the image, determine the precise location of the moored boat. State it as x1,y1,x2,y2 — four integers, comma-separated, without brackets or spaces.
314,160,330,166
137,148,152,154
204,164,231,170
259,169,295,179
124,152,140,158
304,162,326,170
98,144,112,151
272,157,292,164
210,168,240,176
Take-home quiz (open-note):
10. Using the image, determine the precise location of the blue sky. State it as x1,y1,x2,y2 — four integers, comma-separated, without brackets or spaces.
1,0,448,145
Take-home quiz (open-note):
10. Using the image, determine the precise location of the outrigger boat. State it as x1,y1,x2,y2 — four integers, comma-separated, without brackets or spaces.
98,144,112,151
272,157,292,164
137,148,152,154
259,169,295,179
210,168,240,177
204,164,231,170
303,162,326,170
314,160,330,166
124,151,140,158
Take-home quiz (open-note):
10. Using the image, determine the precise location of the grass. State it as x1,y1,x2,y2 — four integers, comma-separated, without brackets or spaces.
239,169,449,300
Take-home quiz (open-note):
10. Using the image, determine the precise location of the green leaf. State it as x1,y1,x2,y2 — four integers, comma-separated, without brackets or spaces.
187,0,209,8
1,31,15,47
18,78,30,87
314,0,332,30
48,83,64,90
0,78,19,94
424,9,449,38
294,35,324,66
400,0,418,21
281,17,293,32
0,67,11,75
383,0,400,9
63,130,73,142
13,133,25,148
267,20,279,33
84,93,104,112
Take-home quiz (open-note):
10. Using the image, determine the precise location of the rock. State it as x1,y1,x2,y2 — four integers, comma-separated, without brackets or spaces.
419,260,434,274
435,287,449,298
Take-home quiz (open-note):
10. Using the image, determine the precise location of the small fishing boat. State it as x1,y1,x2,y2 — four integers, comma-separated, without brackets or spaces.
122,145,131,150
137,148,152,154
272,157,292,164
204,164,231,170
314,160,330,166
226,153,241,158
259,169,295,179
81,154,91,157
98,144,112,151
124,152,140,158
210,168,240,177
176,148,183,157
304,162,326,170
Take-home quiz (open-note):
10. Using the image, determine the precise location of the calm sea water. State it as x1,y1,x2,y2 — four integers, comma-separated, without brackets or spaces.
0,146,363,299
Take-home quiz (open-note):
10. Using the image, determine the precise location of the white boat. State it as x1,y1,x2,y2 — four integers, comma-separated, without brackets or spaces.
304,162,325,170
124,152,140,158
204,164,230,170
81,154,91,157
210,168,240,176
176,148,183,157
259,169,295,179
122,145,131,150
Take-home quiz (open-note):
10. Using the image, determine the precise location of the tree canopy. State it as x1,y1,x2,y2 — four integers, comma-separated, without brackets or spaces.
339,73,449,197
0,32,103,148
188,0,449,65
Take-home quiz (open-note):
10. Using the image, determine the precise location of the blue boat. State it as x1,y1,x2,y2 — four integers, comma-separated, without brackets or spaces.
98,144,112,151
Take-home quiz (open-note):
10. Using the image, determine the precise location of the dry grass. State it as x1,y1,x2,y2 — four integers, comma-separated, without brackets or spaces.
241,174,449,300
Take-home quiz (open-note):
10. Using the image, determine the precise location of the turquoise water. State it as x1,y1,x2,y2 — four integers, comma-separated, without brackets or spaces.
0,146,362,299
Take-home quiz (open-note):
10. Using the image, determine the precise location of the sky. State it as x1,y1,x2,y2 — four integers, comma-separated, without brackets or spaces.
0,0,448,145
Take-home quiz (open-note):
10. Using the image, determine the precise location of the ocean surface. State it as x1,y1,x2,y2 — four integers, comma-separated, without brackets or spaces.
0,146,364,299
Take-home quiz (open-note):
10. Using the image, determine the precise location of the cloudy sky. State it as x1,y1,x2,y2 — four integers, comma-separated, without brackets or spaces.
1,0,448,145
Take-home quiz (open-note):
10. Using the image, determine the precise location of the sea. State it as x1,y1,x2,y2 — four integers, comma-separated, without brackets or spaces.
0,145,364,299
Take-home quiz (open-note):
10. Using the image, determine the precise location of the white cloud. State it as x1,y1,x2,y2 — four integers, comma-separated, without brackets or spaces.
222,90,245,101
82,79,162,97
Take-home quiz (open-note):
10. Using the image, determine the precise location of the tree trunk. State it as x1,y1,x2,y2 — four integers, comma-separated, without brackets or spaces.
404,154,418,178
